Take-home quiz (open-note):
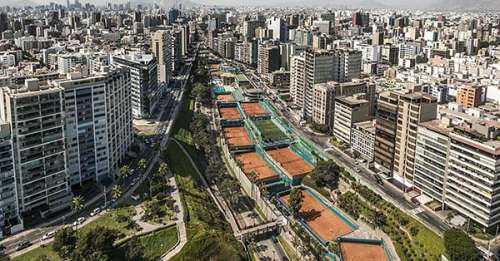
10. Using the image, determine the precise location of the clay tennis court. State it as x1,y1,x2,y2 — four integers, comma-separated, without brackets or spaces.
235,152,278,182
218,107,241,121
241,102,268,116
266,148,313,179
281,191,353,242
216,94,234,102
223,127,252,147
340,241,387,261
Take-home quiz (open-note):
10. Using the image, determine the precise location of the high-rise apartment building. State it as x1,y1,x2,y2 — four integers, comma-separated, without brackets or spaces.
0,79,72,216
266,17,288,42
393,92,437,187
257,43,281,76
372,31,384,46
333,95,372,144
414,120,451,206
290,49,363,119
374,91,401,174
456,84,486,108
0,122,21,229
56,68,132,185
445,124,500,228
151,30,173,85
112,53,158,119
312,81,376,130
374,91,400,173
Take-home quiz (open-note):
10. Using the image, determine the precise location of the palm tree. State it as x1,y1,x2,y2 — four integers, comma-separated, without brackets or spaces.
111,185,122,201
158,162,168,175
119,165,131,183
72,196,84,214
138,159,147,172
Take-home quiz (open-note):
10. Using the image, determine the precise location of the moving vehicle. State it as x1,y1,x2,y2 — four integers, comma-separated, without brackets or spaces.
15,240,31,251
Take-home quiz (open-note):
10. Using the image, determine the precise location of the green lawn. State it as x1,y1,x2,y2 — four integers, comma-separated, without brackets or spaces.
12,243,60,261
253,119,287,142
110,226,178,260
141,226,178,260
80,206,137,236
164,142,246,261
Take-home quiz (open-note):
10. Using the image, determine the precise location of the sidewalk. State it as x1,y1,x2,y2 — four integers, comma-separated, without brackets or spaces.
161,175,187,260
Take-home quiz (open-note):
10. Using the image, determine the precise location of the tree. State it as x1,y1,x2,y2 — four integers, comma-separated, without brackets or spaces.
191,82,210,105
119,165,131,182
443,228,479,261
111,185,122,201
125,237,144,261
72,196,84,213
289,188,303,218
138,159,147,172
311,160,341,190
53,227,77,259
372,211,386,229
221,178,240,205
73,226,119,260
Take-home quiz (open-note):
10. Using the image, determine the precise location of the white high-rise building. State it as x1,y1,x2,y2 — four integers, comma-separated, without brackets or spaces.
56,68,133,185
152,30,173,85
112,53,158,119
0,79,72,215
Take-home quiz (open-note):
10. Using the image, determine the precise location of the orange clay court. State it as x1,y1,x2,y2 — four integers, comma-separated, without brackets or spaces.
235,152,278,182
219,107,241,120
281,191,353,242
340,242,387,261
223,127,252,147
241,102,267,116
216,94,234,102
267,148,313,178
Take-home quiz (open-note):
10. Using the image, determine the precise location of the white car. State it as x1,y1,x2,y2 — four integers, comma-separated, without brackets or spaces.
41,231,56,241
73,217,85,226
90,208,101,216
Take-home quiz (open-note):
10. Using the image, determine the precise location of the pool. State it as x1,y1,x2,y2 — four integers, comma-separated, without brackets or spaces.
213,85,226,94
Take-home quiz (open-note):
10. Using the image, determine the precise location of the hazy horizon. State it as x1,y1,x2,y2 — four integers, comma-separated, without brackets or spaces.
2,0,500,10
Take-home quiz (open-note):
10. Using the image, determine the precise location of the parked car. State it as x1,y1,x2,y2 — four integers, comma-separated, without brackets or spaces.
41,231,56,241
90,207,101,216
73,217,86,226
131,194,141,201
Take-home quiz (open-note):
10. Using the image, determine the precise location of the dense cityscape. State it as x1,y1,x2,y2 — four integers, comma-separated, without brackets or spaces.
0,0,497,260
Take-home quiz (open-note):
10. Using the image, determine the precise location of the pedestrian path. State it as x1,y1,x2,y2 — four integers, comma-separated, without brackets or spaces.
161,167,187,260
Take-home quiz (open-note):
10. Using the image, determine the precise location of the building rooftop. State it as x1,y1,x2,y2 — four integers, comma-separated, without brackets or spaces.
353,120,376,134
335,95,369,107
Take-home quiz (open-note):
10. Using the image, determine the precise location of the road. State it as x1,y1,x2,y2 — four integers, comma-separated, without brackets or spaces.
222,57,449,235
3,43,198,256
